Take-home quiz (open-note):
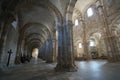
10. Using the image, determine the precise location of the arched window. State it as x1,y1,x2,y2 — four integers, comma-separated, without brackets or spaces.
79,43,82,48
87,8,93,17
32,48,39,59
11,21,17,29
75,19,79,26
89,40,95,47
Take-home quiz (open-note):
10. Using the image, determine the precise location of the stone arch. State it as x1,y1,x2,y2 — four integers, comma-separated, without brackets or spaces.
27,42,41,57
20,22,51,37
72,8,82,24
26,39,42,51
25,33,46,43
87,30,102,40
25,38,42,46
17,22,50,55
74,38,82,45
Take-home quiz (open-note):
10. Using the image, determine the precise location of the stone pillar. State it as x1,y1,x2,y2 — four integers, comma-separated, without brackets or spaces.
39,47,42,58
97,40,102,58
55,30,58,62
24,45,27,56
116,34,120,60
0,14,14,63
66,21,76,68
96,0,120,62
42,42,46,60
0,22,4,39
46,39,53,63
82,20,90,60
55,22,77,72
53,38,57,62
39,45,43,59
15,32,24,64
52,30,58,62
55,25,64,71
111,30,120,61
74,46,77,59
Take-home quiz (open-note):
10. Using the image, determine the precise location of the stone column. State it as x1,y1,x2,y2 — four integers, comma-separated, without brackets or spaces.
39,45,43,59
42,42,46,60
55,30,58,62
97,40,102,58
53,38,57,62
0,14,14,63
82,20,90,60
24,45,27,56
55,22,77,72
116,34,120,60
15,32,24,64
96,0,120,62
66,21,76,68
55,25,64,71
46,39,53,63
74,46,77,59
39,46,42,58
0,22,4,39
111,30,120,61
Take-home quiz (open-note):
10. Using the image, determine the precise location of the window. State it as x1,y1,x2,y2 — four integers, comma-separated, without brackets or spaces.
79,43,82,48
90,40,95,47
32,48,39,59
87,8,93,17
11,21,17,29
75,19,79,26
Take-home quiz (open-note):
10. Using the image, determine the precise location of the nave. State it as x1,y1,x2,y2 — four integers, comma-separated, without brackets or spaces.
0,0,120,79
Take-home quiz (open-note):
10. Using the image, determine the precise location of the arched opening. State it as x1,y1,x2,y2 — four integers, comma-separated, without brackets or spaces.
32,48,39,59
31,48,39,64
88,33,107,60
76,42,84,60
75,19,79,26
89,38,98,59
87,8,93,17
79,43,82,48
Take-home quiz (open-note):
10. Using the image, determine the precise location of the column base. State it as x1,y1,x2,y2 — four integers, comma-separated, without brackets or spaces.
55,63,77,72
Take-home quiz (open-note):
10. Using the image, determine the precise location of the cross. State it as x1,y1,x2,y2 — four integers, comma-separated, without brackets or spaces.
7,49,13,67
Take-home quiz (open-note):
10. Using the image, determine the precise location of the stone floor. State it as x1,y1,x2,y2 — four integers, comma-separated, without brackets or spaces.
0,59,120,80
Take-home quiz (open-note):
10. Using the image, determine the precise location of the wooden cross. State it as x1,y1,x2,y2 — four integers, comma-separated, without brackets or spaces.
7,49,13,67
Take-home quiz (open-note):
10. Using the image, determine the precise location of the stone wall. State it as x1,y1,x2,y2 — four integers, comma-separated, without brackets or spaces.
1,25,18,68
